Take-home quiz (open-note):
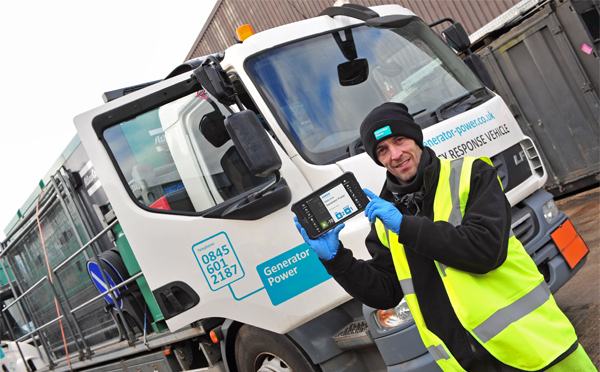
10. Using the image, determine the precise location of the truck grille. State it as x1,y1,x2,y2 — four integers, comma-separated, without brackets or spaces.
522,138,544,177
490,142,534,193
511,204,539,248
336,320,369,339
334,320,373,350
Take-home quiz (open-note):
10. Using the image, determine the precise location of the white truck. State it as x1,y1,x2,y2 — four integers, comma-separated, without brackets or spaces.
0,4,587,372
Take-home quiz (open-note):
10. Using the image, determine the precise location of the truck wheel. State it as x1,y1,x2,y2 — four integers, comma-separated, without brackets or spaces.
234,325,320,372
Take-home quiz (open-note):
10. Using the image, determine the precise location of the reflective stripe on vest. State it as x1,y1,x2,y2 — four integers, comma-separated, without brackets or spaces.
382,226,467,372
378,156,577,371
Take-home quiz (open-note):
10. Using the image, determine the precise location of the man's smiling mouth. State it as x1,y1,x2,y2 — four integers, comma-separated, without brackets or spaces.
397,159,410,168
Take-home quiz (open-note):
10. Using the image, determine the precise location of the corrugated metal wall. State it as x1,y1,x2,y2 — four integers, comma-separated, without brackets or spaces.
186,0,521,60
477,1,600,195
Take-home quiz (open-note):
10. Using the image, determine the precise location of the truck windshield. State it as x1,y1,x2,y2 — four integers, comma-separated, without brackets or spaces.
246,19,484,164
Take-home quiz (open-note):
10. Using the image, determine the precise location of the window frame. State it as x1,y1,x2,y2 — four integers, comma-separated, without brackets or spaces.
96,76,278,217
243,19,486,165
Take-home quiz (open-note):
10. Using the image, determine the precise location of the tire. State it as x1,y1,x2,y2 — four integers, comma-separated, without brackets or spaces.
234,325,321,372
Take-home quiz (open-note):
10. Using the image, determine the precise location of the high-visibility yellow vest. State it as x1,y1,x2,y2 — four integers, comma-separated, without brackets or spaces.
376,156,577,371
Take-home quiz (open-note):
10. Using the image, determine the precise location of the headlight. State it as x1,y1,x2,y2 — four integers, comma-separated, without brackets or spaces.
374,298,414,330
542,199,560,223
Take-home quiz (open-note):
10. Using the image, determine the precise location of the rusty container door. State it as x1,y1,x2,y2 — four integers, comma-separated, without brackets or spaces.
478,1,599,195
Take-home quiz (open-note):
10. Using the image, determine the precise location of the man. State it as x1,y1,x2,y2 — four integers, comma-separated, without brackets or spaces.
294,102,594,371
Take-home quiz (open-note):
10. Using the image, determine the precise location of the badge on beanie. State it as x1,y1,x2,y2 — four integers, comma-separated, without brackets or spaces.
374,126,392,140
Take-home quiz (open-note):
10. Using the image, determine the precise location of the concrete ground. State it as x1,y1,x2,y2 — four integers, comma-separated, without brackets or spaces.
554,187,599,367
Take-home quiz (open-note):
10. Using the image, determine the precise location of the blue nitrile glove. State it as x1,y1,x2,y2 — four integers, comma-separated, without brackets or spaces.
294,216,345,261
363,189,403,235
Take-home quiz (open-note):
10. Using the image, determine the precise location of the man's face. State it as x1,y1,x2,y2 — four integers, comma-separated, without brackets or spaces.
376,136,423,185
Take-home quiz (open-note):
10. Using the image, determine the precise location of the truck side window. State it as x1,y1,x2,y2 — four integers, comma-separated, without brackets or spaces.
103,93,273,213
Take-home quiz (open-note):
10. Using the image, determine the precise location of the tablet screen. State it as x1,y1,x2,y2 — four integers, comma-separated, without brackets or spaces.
305,182,359,230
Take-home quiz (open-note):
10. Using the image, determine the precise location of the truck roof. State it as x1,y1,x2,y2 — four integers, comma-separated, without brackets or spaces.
223,4,416,62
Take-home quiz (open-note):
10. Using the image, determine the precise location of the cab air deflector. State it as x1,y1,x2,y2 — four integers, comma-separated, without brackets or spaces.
319,4,379,21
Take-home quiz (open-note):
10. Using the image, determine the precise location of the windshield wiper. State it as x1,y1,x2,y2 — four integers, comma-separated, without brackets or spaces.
434,87,487,122
411,108,427,117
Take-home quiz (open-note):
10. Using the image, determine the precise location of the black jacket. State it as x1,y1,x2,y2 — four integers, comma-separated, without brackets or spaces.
323,147,515,370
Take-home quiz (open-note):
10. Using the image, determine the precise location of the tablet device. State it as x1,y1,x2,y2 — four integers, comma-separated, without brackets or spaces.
292,172,370,239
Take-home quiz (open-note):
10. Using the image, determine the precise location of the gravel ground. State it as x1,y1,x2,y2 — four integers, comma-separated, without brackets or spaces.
554,187,599,368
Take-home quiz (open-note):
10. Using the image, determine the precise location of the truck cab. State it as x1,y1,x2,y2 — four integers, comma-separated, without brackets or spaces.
58,3,585,371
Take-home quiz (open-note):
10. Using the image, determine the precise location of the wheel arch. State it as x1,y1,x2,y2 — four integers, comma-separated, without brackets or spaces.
219,299,364,371
286,300,362,365
220,319,243,372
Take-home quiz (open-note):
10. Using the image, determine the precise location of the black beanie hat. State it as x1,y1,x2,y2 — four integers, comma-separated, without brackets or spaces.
359,102,423,166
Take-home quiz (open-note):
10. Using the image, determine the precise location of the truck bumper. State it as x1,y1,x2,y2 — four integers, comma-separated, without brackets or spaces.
516,189,587,293
387,352,440,372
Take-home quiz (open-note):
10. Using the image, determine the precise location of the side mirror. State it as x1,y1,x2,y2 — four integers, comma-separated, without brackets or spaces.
224,110,282,177
464,54,496,91
442,22,471,53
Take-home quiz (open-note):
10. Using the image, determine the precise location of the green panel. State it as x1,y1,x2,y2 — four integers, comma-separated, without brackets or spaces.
114,224,141,274
0,264,15,286
40,155,66,191
4,213,20,237
17,185,43,223
113,223,167,332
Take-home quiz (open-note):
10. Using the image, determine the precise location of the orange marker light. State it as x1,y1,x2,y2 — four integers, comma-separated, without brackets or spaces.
237,24,254,42
164,349,171,355
377,309,395,326
210,330,219,344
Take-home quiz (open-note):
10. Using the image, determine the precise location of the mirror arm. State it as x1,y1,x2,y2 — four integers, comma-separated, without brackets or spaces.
191,55,245,109
248,171,281,202
428,17,455,28
233,95,244,112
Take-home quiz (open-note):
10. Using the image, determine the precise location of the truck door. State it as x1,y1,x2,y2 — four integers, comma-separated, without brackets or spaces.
74,73,350,333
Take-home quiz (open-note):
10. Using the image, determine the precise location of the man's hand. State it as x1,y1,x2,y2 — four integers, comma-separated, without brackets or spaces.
364,189,403,234
294,217,345,261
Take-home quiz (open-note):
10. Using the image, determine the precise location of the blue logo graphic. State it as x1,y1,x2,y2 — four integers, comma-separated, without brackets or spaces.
192,232,245,292
193,235,332,306
343,206,352,214
374,126,392,140
257,244,331,306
